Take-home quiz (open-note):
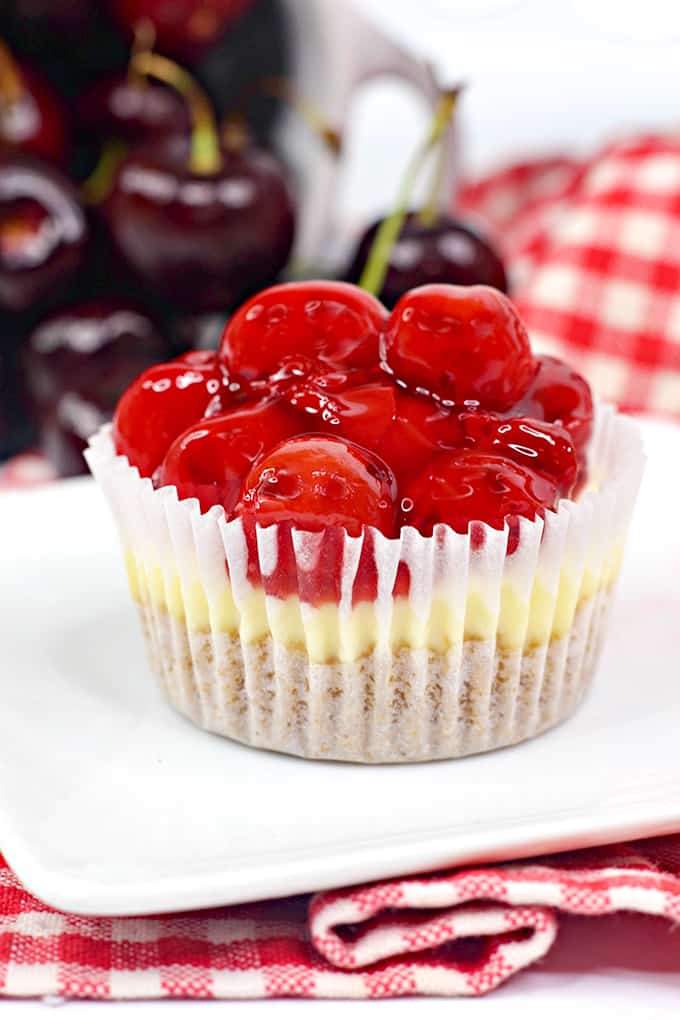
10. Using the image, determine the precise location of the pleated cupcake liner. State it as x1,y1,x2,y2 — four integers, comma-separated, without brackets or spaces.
85,404,644,762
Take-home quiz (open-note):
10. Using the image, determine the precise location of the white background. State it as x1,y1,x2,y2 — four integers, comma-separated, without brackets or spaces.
343,0,680,221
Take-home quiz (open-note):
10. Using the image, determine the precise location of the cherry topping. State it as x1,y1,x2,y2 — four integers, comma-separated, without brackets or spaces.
159,399,304,514
220,281,386,381
235,434,397,537
402,450,559,540
112,354,230,479
515,354,594,454
373,391,463,485
382,284,534,411
284,379,397,451
459,413,578,498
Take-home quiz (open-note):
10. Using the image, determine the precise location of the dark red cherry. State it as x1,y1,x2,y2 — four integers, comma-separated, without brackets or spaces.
110,0,254,58
235,434,397,537
25,300,171,476
77,73,189,147
160,399,304,514
0,154,88,312
402,450,559,538
26,299,169,408
515,354,594,454
220,281,386,381
382,284,534,412
105,135,295,312
0,52,69,166
346,212,507,308
113,353,231,478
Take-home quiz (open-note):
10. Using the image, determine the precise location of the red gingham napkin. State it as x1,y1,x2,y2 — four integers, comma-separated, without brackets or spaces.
458,134,680,417
2,134,680,1000
2,836,680,999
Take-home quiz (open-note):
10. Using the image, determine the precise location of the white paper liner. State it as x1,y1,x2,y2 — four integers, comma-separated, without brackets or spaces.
85,404,644,763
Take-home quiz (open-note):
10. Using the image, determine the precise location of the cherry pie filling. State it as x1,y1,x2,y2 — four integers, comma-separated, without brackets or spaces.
113,282,593,607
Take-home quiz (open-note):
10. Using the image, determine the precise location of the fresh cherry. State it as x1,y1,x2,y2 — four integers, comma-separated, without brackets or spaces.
78,72,189,147
113,353,232,478
382,284,534,411
346,212,508,308
0,46,69,167
514,354,594,454
220,281,386,381
105,134,295,312
160,398,304,513
26,299,169,407
0,153,88,312
402,450,559,539
25,299,171,475
235,434,397,537
110,0,254,58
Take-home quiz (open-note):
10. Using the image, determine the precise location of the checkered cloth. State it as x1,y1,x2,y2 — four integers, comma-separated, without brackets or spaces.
2,837,680,1000
3,137,680,1000
458,135,680,417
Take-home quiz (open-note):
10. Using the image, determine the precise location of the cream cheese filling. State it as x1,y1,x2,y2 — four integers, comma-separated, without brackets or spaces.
124,545,623,663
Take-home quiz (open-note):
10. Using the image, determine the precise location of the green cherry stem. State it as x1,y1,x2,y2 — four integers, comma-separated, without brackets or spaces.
358,87,461,297
131,51,221,175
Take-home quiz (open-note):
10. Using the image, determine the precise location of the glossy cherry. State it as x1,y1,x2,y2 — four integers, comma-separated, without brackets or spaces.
113,353,232,478
0,153,88,312
282,379,396,451
78,72,189,147
105,135,295,312
0,49,69,166
220,281,386,381
373,391,463,485
110,0,254,58
515,354,594,454
382,284,534,412
25,300,171,476
458,413,578,498
160,399,303,513
235,434,397,537
402,450,559,538
347,212,508,308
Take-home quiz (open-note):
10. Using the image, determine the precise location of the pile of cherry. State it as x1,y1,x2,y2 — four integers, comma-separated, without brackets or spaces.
114,280,593,544
0,0,507,477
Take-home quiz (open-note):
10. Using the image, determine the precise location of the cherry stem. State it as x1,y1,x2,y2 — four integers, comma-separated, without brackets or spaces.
127,18,156,86
226,75,341,156
0,40,23,105
358,87,461,297
419,114,452,227
82,139,127,205
258,76,342,156
131,51,221,175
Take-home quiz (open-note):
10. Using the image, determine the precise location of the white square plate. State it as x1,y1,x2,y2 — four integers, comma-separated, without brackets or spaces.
1,419,679,917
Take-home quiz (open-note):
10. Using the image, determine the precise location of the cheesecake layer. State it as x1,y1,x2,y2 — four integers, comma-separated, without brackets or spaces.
124,543,622,663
